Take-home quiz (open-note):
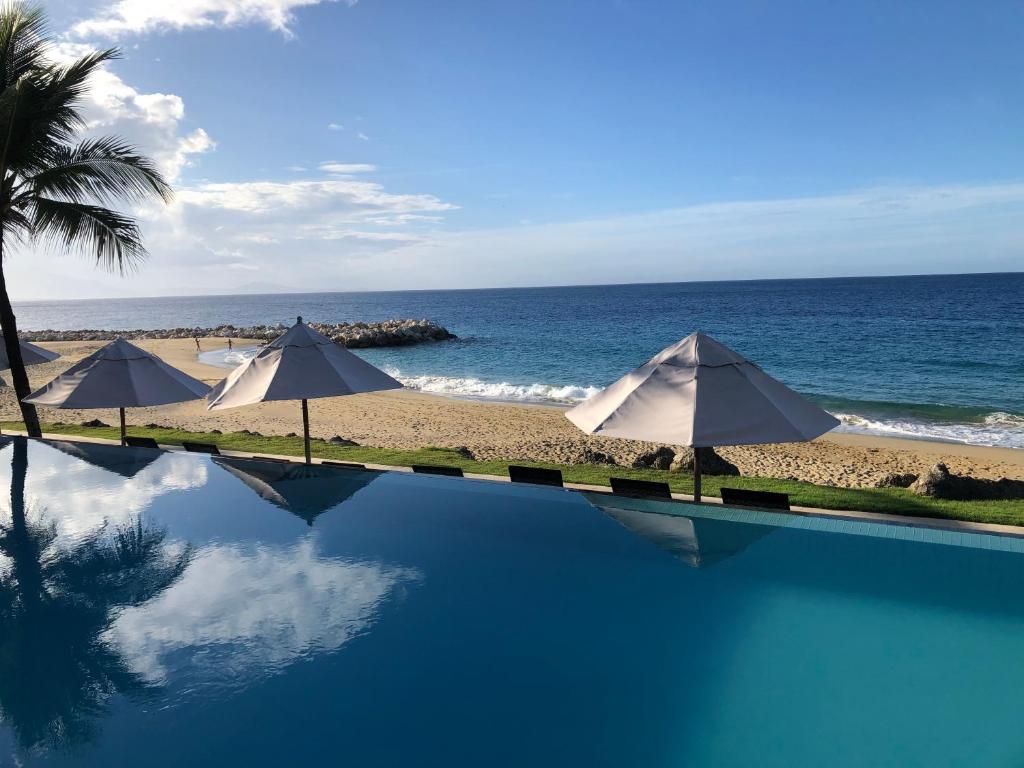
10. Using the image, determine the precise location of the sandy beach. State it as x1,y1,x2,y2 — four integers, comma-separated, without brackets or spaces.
3,338,1022,488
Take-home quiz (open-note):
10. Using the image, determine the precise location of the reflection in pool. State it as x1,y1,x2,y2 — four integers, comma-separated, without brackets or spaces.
105,539,421,690
0,439,192,751
3,437,1024,767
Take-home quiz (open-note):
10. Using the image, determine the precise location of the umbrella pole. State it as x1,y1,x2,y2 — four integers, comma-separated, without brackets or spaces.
301,398,311,464
693,447,702,504
119,407,126,446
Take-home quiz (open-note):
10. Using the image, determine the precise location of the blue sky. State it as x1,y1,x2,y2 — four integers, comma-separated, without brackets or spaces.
10,0,1024,298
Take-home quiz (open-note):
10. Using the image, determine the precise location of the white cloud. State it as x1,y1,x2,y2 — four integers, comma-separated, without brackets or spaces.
349,181,1024,290
327,122,344,131
356,131,370,141
71,0,357,40
9,172,458,296
176,178,454,217
48,42,215,183
6,156,458,297
318,161,377,175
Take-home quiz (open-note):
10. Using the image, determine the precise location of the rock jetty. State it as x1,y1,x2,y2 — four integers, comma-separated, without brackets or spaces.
20,318,457,349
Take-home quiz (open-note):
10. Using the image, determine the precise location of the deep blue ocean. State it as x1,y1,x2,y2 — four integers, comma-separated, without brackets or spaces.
13,272,1024,448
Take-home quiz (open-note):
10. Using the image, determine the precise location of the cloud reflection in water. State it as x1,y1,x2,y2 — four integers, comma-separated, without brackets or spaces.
105,538,421,692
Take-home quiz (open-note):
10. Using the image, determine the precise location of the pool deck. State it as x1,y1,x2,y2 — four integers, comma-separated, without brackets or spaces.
10,428,1024,541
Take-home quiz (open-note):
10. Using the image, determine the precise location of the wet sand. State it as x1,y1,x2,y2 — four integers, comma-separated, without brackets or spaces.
3,338,1021,488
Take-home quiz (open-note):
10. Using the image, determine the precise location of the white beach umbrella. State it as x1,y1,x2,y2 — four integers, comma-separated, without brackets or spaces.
0,335,59,369
206,317,403,463
23,338,211,445
566,332,839,502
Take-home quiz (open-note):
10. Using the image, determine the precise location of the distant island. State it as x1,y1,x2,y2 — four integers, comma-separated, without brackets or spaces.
20,319,457,348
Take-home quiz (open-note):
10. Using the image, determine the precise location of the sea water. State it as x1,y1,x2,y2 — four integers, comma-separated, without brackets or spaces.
13,272,1024,447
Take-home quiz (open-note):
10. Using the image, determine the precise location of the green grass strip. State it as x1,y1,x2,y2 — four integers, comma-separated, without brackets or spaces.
5,420,1024,527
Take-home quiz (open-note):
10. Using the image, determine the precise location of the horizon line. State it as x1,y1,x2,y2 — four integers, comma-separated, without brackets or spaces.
11,269,1023,304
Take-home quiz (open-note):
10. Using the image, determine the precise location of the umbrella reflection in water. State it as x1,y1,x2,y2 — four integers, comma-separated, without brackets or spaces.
593,499,775,568
44,439,162,479
212,456,381,526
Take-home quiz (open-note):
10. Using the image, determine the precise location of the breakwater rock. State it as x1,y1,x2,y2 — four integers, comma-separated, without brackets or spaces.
21,318,457,349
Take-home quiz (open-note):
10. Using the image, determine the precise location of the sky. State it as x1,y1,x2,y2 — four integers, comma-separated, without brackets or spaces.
7,0,1024,299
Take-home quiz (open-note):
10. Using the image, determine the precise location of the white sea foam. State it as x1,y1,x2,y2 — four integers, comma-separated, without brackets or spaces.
834,412,1024,449
386,368,600,404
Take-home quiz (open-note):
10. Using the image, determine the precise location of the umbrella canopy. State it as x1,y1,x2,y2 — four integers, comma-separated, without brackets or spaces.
207,319,402,408
566,332,839,501
23,338,211,444
213,456,380,526
0,336,59,369
25,338,210,409
207,318,402,463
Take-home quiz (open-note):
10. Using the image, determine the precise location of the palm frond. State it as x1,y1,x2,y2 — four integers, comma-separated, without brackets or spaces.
31,197,148,274
27,136,173,204
0,204,30,238
0,3,47,88
18,48,119,148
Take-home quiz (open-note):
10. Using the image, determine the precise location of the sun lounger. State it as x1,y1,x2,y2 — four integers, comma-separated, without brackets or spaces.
182,441,221,455
412,464,464,477
610,477,672,500
508,465,563,487
124,436,160,449
720,487,790,511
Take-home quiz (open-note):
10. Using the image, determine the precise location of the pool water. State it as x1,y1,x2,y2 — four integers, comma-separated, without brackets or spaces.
1,437,1023,766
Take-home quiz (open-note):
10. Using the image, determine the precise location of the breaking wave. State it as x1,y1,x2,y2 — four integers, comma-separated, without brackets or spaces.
833,411,1024,449
385,368,600,404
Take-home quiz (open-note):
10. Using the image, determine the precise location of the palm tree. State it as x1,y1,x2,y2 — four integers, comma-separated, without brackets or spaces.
0,4,172,437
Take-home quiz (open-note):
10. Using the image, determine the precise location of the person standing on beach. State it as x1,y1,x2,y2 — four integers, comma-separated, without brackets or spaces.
227,338,233,351
194,336,201,352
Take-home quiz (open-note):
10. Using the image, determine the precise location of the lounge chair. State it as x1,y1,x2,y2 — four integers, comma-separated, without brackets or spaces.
182,441,221,455
322,461,366,469
610,477,672,500
508,465,563,487
720,487,790,511
124,436,160,449
412,464,464,477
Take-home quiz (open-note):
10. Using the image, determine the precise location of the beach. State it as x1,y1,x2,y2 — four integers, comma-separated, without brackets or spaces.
4,338,1022,489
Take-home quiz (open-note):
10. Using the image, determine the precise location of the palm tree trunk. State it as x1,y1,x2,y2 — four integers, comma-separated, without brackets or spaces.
11,436,26,530
0,232,41,437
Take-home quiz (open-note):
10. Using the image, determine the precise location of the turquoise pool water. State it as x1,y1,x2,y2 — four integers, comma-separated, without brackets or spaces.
1,436,1023,766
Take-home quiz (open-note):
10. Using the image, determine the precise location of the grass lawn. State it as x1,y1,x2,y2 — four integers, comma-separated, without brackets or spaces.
6,420,1024,528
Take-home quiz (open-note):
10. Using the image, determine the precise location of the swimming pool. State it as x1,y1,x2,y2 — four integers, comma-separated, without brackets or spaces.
1,436,1022,766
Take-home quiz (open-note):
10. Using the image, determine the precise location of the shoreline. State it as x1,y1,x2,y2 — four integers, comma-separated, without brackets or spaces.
2,338,1020,488
200,343,1024,451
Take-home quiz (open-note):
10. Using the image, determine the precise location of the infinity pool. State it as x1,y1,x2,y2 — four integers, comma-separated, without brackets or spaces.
1,436,1023,766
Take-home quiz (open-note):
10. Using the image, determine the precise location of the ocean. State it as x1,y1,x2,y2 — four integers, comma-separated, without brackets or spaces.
12,273,1024,448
